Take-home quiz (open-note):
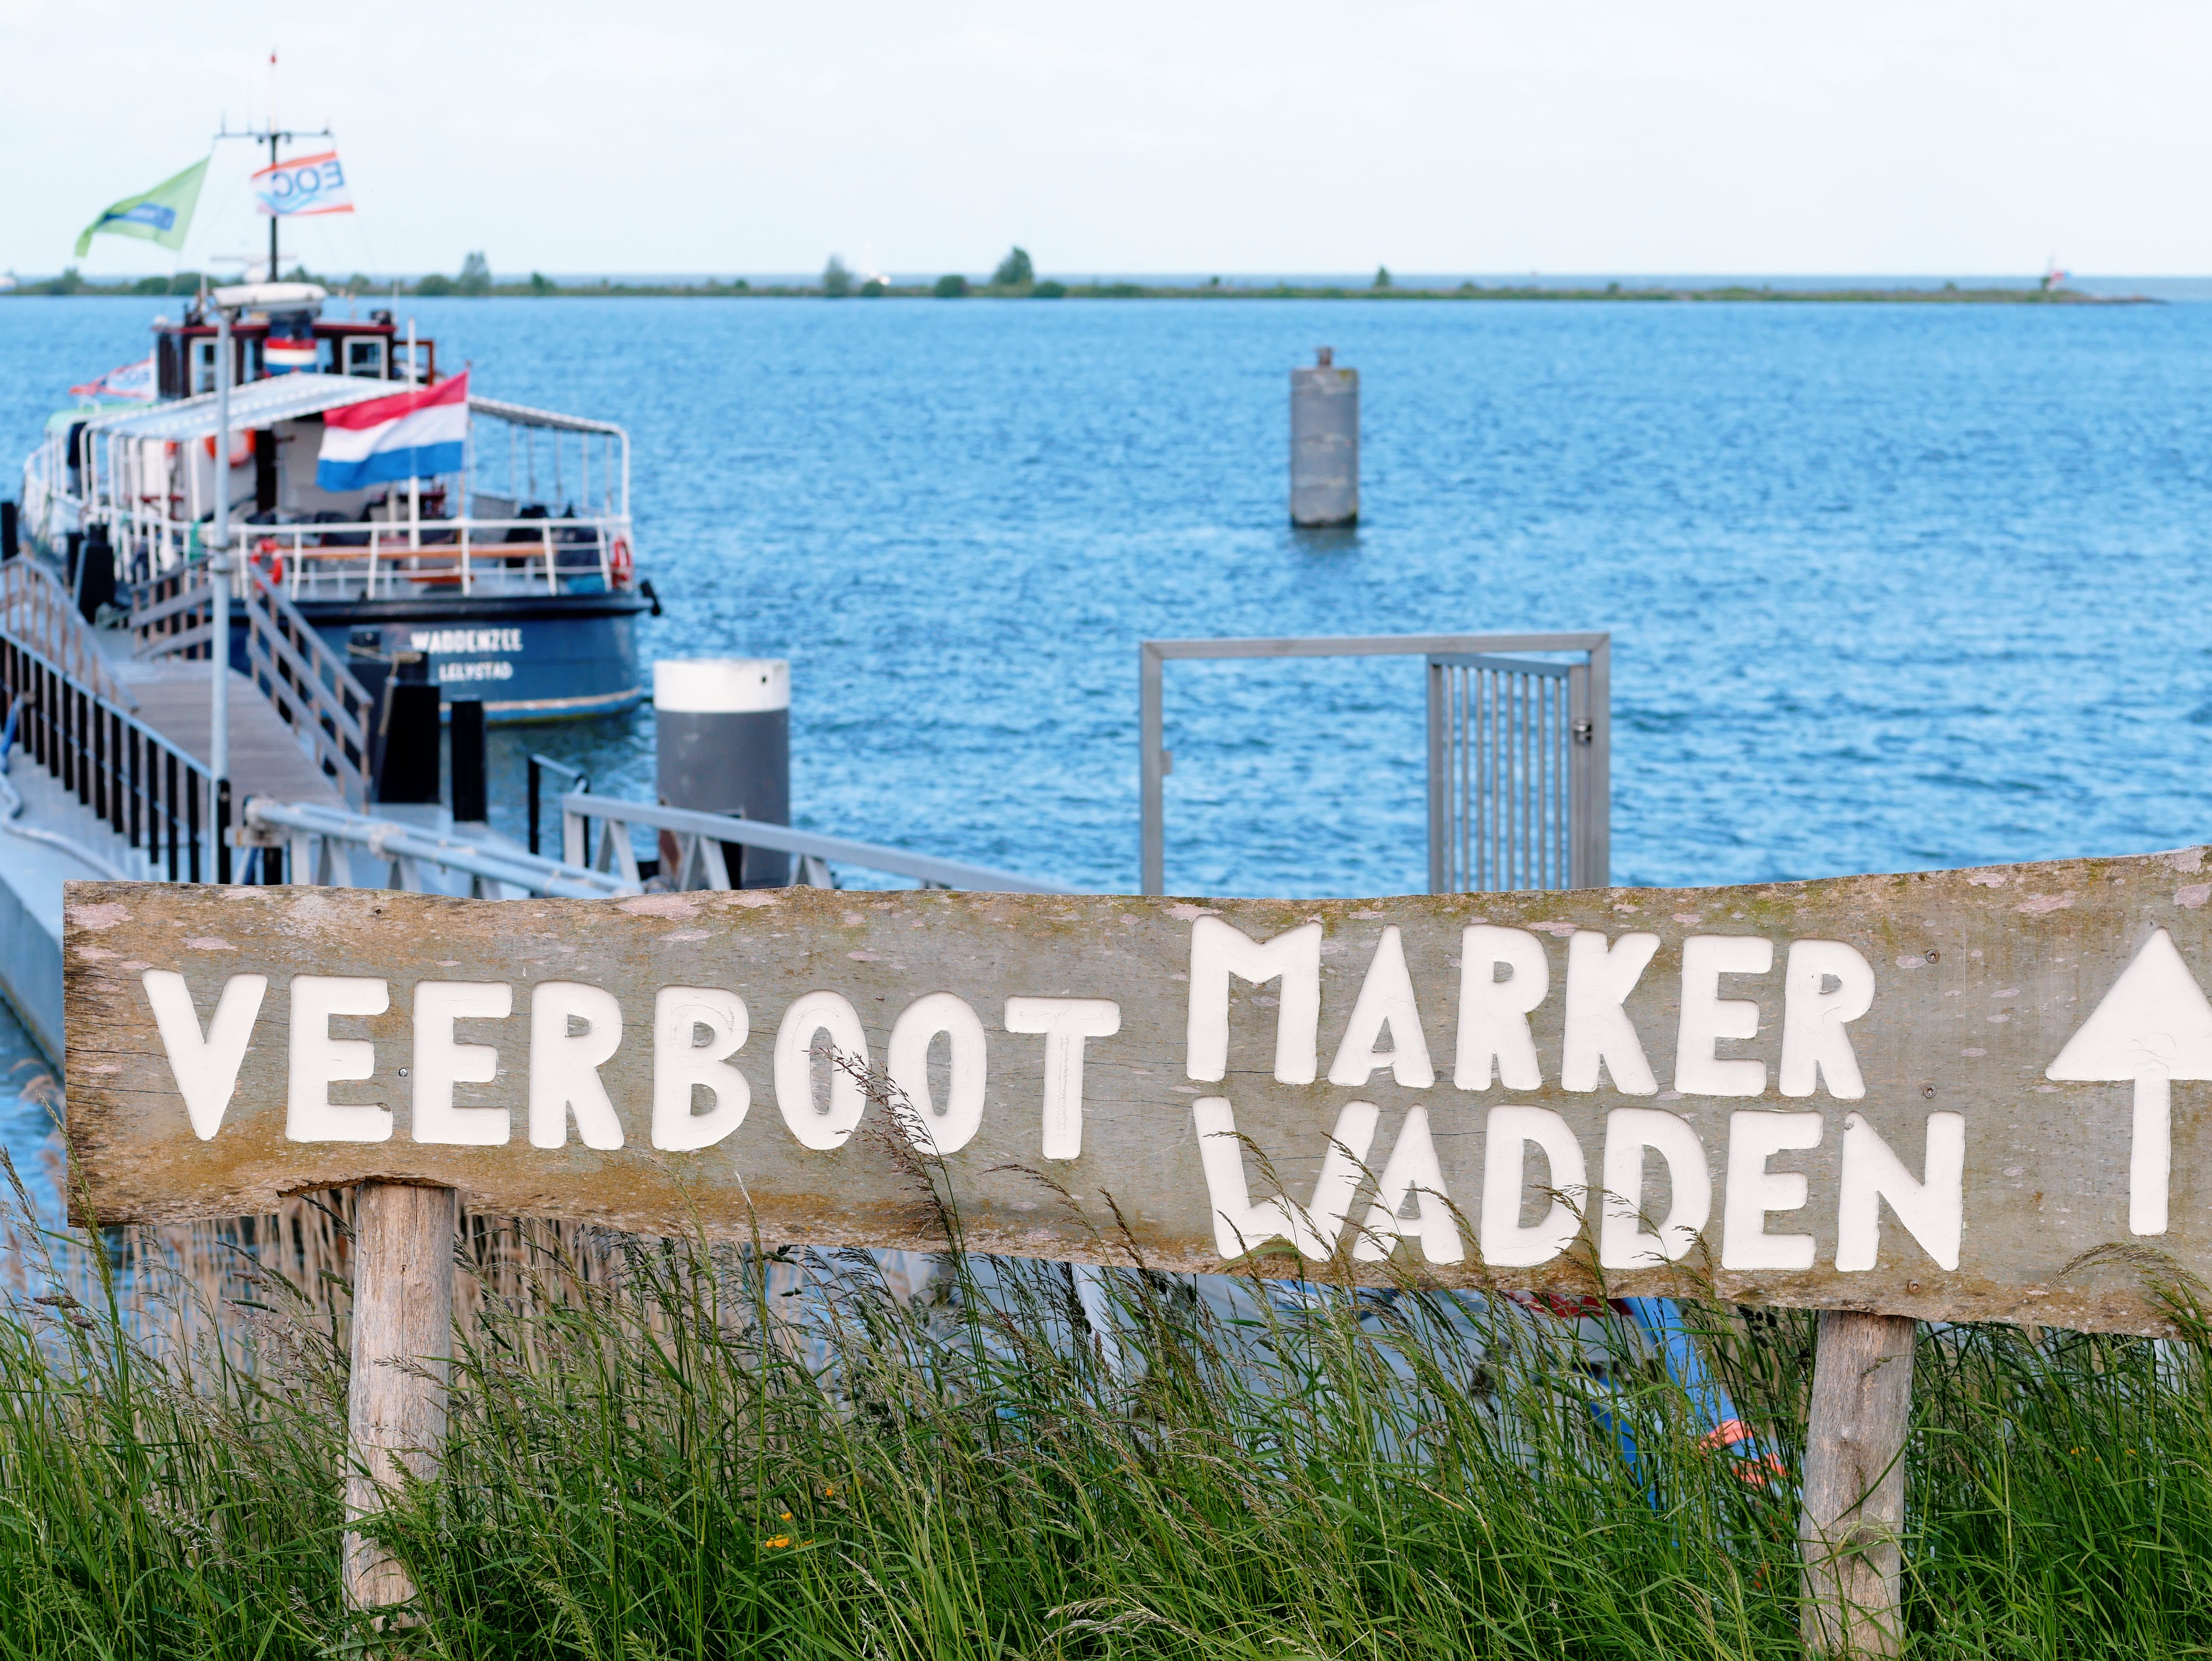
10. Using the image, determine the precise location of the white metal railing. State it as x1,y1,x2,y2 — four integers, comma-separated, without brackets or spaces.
562,793,1079,895
99,512,635,603
245,799,635,898
252,515,634,602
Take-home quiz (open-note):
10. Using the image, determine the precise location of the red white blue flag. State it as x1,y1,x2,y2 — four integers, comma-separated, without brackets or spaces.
317,372,469,491
69,356,157,402
252,150,354,218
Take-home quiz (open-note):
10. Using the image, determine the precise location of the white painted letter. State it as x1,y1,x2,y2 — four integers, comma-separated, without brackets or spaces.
653,988,750,1151
530,982,625,1150
1598,1107,1710,1267
1327,926,1435,1088
412,981,513,1146
1561,931,1659,1094
775,990,869,1150
1676,936,1774,1096
1191,1097,1379,1260
1185,917,1322,1084
142,970,266,1140
1720,1110,1822,1270
286,975,390,1143
1835,1111,1964,1272
1478,1105,1586,1267
888,992,988,1155
1778,940,1873,1099
1352,1105,1464,1264
1004,996,1121,1160
1454,926,1550,1091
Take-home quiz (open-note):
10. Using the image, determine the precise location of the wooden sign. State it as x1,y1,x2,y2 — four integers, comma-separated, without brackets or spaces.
61,845,2212,1336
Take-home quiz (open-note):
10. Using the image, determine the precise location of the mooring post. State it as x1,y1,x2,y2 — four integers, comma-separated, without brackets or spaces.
1800,1309,1917,1656
1290,345,1358,527
344,1180,456,1612
654,658,791,887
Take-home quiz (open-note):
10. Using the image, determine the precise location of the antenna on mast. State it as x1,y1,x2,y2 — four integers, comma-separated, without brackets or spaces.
267,52,279,280
212,53,332,285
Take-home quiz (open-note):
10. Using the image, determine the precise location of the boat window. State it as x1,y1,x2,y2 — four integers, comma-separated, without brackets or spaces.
345,338,388,379
191,338,219,395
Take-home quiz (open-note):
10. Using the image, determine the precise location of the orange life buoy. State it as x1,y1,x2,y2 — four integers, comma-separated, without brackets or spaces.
610,535,633,587
202,433,253,467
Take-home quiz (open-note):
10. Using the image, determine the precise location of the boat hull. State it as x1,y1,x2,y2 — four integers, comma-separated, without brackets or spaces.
298,593,649,724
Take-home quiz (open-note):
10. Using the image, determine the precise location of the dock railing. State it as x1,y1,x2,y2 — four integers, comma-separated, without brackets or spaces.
245,799,634,898
0,631,220,882
130,555,376,809
562,794,1080,895
0,558,135,711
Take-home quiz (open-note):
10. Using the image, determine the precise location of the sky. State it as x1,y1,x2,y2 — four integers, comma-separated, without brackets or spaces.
5,0,2210,280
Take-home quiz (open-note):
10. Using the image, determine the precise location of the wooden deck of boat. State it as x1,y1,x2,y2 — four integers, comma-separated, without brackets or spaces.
108,658,346,809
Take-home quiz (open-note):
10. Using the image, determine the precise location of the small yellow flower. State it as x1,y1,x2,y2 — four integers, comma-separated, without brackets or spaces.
780,1512,792,1521
762,1535,791,1550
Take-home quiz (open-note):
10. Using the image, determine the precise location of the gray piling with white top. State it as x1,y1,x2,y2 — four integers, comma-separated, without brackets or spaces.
1290,346,1359,527
654,658,792,888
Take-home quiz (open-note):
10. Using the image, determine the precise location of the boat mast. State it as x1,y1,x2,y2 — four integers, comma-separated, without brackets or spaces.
268,131,280,281
213,53,330,284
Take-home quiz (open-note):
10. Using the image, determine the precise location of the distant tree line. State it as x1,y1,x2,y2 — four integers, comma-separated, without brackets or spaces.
2,251,2119,307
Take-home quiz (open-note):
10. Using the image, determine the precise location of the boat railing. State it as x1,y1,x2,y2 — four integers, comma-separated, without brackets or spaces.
130,555,377,810
257,514,634,601
561,793,1081,896
99,506,636,603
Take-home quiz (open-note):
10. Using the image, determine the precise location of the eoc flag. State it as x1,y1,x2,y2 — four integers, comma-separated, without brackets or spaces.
317,373,469,491
75,158,208,257
252,150,354,218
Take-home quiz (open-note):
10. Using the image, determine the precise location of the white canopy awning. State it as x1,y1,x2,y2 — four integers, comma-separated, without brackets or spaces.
87,373,405,442
469,394,626,438
83,376,630,447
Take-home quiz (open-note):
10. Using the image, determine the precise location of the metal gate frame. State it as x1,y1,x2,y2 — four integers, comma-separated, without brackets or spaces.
1139,633,1609,896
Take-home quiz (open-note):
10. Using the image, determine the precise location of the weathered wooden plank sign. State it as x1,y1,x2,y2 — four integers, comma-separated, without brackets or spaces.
59,846,2212,1336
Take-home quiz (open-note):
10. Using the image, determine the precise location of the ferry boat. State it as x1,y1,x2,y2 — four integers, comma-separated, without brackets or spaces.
16,282,654,722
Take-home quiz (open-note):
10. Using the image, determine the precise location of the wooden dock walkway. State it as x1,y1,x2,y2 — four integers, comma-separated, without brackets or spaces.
105,656,347,809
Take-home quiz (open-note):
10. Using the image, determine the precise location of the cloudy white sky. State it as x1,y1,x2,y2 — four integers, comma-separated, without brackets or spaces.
6,0,2208,280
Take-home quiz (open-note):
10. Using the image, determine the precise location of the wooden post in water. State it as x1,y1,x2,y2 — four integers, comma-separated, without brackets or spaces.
1800,1310,1917,1656
344,1180,456,1612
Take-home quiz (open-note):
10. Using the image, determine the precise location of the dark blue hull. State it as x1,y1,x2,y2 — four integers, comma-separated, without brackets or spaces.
299,593,648,724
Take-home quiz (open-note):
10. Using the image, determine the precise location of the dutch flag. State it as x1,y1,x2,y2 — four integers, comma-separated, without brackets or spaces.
316,371,469,492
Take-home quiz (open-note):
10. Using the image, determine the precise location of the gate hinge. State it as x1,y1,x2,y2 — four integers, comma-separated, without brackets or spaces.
1571,720,1593,744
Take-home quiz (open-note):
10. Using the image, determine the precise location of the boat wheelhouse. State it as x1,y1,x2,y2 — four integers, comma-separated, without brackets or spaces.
19,283,652,722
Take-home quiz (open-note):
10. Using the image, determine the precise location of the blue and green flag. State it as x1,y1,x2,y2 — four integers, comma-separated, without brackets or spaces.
75,158,209,258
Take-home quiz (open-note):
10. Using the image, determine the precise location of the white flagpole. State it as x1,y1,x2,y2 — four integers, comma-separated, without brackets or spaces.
406,317,421,552
209,301,233,879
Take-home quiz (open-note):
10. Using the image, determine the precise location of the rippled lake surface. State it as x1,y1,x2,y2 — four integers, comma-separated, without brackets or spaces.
7,293,2212,905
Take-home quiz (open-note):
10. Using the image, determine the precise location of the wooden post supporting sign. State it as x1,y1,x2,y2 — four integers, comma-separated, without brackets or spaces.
60,845,2212,1626
1800,1310,1917,1655
343,1180,455,1611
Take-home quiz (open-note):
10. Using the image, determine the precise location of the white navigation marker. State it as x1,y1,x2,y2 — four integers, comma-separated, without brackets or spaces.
2046,927,2212,1236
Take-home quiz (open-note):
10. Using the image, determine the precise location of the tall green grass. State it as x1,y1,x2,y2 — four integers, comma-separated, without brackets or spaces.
3,1157,2212,1657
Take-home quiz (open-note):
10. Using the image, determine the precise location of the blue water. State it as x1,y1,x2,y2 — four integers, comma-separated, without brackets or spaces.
7,294,2212,904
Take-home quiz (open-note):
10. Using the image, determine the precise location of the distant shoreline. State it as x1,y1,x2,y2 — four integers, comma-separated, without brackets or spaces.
0,276,2150,304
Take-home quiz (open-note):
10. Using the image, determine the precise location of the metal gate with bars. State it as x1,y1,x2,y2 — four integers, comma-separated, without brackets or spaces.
1141,632,1609,896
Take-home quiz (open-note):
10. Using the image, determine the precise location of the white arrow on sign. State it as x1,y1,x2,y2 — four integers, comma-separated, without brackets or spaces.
2046,927,2212,1237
